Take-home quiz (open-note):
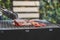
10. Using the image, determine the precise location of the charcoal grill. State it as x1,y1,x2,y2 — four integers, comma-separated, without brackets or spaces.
0,20,60,40
0,20,59,30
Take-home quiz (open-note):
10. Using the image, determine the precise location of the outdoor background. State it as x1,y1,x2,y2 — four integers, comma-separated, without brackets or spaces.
0,0,39,19
0,0,60,24
39,0,60,24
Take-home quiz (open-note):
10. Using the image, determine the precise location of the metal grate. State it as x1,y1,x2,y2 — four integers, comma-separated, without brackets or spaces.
0,20,59,30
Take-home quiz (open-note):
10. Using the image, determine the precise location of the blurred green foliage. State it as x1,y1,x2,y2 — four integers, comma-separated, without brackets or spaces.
0,0,12,20
0,0,12,10
39,0,60,24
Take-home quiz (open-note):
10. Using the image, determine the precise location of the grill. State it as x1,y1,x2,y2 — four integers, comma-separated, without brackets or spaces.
0,20,59,30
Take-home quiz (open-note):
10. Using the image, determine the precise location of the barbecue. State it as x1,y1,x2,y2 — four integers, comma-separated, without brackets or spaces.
0,20,59,30
0,6,59,30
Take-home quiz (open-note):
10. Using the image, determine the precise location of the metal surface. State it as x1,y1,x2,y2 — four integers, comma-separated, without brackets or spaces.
0,20,59,30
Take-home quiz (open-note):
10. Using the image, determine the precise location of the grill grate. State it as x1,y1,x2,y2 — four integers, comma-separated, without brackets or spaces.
0,20,59,30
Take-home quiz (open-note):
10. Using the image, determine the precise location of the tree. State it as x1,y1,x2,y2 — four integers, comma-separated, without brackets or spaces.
0,0,12,10
39,0,60,24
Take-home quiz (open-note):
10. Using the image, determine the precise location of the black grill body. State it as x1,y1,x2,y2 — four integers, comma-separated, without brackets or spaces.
0,20,60,40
